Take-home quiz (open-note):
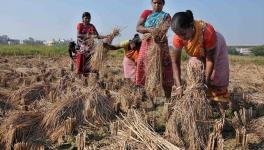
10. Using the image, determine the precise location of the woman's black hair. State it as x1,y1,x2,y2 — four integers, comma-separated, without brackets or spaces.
82,12,91,19
131,34,141,49
171,10,194,33
152,0,165,5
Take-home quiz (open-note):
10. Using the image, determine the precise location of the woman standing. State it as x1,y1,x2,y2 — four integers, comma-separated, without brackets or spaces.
135,0,173,98
170,10,230,115
76,12,108,75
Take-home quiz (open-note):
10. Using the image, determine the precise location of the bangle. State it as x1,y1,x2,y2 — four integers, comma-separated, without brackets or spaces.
176,86,182,90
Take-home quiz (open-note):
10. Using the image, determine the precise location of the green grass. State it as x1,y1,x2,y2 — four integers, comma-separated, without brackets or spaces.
229,55,264,65
1,44,264,65
109,49,124,58
0,44,67,56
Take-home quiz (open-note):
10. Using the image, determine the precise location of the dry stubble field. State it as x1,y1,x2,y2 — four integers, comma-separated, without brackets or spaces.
0,55,264,149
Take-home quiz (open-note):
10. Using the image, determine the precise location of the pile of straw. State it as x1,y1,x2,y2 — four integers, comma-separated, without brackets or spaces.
84,88,116,124
165,62,212,149
0,88,13,116
0,111,45,149
113,109,182,150
144,21,170,97
145,40,164,97
111,82,141,112
41,90,86,141
14,142,44,150
90,28,120,71
10,83,50,106
41,87,116,142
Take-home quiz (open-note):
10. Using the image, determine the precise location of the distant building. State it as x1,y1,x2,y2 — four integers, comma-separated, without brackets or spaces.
45,40,55,46
235,48,252,55
8,39,20,45
45,39,72,46
0,35,9,44
23,37,44,45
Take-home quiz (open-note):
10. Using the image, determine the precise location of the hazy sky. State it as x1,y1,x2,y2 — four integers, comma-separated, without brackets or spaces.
0,0,263,45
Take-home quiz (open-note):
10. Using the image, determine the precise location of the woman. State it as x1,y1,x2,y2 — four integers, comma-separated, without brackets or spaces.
170,10,230,115
135,0,173,98
104,34,142,82
76,12,108,75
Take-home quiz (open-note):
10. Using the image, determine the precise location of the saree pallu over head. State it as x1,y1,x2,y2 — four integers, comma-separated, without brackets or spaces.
184,20,206,58
144,11,169,28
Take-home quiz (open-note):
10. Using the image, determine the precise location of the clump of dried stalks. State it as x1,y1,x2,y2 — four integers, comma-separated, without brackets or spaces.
165,62,212,149
84,88,116,124
90,27,120,71
207,117,225,150
9,83,50,107
41,89,85,142
111,109,181,150
110,82,141,113
145,21,170,97
41,87,116,142
0,88,13,115
13,142,45,150
76,132,86,150
0,111,45,149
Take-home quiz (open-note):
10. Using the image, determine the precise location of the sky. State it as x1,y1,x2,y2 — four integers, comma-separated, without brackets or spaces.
0,0,263,45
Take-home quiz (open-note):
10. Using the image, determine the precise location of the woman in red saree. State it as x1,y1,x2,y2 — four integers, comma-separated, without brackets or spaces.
76,12,108,75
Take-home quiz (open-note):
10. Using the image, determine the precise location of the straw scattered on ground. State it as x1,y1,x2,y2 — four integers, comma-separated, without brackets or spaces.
110,109,182,150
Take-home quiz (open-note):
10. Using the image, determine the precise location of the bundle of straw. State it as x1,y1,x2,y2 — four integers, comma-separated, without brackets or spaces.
165,61,212,149
0,111,45,149
114,109,182,150
145,21,170,97
41,91,86,141
90,28,120,71
41,87,116,142
84,88,116,124
110,82,141,112
145,40,164,97
9,83,50,106
14,142,45,150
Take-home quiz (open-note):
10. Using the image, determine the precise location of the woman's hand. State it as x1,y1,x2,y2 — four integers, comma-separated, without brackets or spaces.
171,85,183,98
147,27,155,33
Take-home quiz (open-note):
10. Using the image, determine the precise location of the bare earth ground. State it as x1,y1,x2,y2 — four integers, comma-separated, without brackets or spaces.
0,55,264,149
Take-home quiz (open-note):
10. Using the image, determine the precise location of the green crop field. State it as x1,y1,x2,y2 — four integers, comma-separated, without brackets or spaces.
0,44,68,56
1,44,264,65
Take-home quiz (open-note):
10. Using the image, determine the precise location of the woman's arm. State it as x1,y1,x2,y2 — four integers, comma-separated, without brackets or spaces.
205,48,215,85
103,43,122,50
136,17,153,34
97,35,110,39
170,47,183,97
170,47,182,87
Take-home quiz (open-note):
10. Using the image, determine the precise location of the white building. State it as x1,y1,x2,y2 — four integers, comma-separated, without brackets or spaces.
235,48,252,55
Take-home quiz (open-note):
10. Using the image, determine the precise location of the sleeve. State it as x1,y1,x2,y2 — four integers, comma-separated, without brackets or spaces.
203,23,217,50
119,40,130,50
172,34,184,49
140,10,152,20
77,23,82,32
